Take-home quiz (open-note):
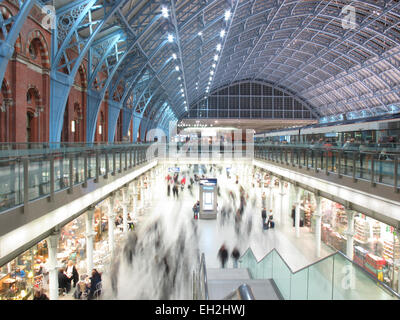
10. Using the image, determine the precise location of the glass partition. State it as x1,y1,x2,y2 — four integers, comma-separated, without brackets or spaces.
254,144,399,190
238,247,399,300
0,143,152,213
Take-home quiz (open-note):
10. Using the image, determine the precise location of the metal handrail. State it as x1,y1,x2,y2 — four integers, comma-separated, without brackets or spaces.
237,284,255,300
222,283,255,300
239,247,400,299
254,143,400,155
0,142,154,159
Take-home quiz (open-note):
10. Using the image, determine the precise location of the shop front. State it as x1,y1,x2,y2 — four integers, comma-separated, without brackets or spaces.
319,198,400,292
0,240,49,300
287,188,400,293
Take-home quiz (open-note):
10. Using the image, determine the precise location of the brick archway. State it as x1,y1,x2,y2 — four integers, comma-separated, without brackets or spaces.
25,29,50,68
0,79,12,142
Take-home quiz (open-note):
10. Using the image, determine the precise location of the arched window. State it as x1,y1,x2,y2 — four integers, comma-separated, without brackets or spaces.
0,80,12,142
26,111,34,143
25,87,42,142
187,81,316,120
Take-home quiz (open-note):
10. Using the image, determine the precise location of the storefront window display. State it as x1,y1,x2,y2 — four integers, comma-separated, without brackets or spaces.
352,214,400,291
0,240,49,300
320,199,348,253
58,214,87,275
299,191,317,232
319,198,400,292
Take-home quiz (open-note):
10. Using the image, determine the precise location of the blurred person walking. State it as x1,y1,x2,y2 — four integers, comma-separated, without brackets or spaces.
231,247,240,268
218,244,229,268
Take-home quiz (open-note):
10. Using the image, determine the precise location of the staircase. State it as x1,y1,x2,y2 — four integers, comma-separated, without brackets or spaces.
206,268,282,300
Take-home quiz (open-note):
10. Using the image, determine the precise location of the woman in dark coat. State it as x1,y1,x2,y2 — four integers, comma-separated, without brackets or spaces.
58,268,70,294
88,269,102,300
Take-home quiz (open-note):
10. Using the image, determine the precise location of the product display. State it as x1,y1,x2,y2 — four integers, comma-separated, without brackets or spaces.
354,246,368,268
364,254,385,281
317,197,398,290
354,218,370,244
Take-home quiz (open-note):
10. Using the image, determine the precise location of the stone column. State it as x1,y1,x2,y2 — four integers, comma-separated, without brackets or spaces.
107,194,117,256
146,175,151,203
122,187,129,233
268,177,274,213
139,178,145,211
131,181,137,219
314,196,322,258
279,180,285,226
345,209,355,260
85,206,96,275
46,231,60,300
295,186,301,238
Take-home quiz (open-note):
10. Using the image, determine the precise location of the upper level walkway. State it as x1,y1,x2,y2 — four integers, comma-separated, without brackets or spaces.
1,142,399,267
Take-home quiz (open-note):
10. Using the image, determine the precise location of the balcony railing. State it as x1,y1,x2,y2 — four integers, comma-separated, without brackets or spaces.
0,143,153,214
254,143,400,192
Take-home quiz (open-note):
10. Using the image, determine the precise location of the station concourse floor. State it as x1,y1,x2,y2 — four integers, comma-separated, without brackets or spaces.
60,165,396,300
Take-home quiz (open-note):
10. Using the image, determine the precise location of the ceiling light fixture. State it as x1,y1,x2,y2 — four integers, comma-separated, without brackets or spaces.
162,6,169,18
168,34,174,42
214,54,219,61
224,10,231,21
172,53,177,59
175,66,180,71
216,43,222,51
220,29,225,38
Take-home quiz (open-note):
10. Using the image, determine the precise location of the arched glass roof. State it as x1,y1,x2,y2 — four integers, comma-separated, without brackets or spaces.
6,0,400,129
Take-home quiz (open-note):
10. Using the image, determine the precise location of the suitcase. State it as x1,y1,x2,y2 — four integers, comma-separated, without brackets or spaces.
263,222,269,230
194,212,198,220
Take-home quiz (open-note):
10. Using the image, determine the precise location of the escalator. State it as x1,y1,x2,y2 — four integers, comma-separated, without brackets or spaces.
193,248,400,300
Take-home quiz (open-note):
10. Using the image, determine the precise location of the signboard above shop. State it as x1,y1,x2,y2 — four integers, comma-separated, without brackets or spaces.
168,167,180,173
200,178,217,186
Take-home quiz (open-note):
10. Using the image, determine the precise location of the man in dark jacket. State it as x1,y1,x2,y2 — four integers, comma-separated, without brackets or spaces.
231,247,240,268
291,205,296,227
218,244,229,268
261,208,267,223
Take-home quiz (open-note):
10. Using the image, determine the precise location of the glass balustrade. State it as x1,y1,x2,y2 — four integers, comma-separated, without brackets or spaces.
0,143,153,213
238,248,399,300
255,144,400,190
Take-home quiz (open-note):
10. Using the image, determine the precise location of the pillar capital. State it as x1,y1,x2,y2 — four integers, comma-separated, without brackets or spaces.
108,210,118,219
344,230,355,237
346,208,356,218
85,231,97,239
46,231,59,249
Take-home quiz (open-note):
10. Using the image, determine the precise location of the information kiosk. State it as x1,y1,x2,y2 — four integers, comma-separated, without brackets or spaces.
199,178,218,219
